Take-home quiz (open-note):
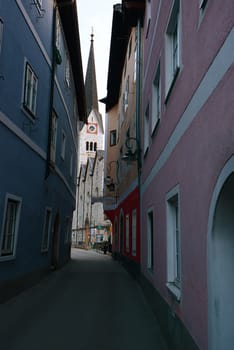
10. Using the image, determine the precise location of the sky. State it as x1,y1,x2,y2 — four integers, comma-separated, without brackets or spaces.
76,0,118,118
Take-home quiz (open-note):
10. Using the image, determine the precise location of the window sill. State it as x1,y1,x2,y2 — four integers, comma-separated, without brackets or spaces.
0,254,16,262
166,282,181,302
165,66,180,104
143,146,149,158
41,248,49,253
151,117,160,137
21,105,36,123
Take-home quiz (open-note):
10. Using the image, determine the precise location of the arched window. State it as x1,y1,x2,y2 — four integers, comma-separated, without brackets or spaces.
86,141,89,151
90,142,93,151
94,142,97,151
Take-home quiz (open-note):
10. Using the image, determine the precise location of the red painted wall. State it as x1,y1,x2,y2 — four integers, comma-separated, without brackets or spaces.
105,186,140,263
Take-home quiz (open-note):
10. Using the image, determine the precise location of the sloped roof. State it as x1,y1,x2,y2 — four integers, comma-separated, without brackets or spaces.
57,0,87,122
100,1,145,112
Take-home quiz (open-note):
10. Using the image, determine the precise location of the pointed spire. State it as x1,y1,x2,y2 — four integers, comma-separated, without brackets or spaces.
85,29,99,116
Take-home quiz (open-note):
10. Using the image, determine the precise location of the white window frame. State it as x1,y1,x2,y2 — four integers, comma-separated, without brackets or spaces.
61,129,66,160
56,11,61,49
70,152,73,177
132,208,137,256
110,130,117,146
152,62,161,133
41,207,52,252
199,0,208,10
50,110,58,163
64,217,71,244
145,0,151,38
65,53,70,88
147,209,154,271
23,62,38,117
166,185,181,301
0,18,3,56
125,214,129,252
0,194,22,261
134,45,137,82
165,0,181,99
124,76,129,112
34,0,43,11
144,104,150,155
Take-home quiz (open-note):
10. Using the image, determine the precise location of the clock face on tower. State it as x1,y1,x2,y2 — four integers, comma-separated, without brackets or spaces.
87,123,98,134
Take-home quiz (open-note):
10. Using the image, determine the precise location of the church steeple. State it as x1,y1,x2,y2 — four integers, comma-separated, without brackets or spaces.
85,30,99,116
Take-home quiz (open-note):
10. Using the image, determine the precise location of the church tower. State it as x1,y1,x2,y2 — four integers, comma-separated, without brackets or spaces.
79,32,104,166
72,32,106,247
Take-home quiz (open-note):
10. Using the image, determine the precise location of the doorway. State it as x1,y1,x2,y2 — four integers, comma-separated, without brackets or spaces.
208,167,234,349
119,210,124,256
51,213,60,269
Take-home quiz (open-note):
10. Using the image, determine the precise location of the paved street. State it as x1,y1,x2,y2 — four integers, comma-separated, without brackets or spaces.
0,249,167,350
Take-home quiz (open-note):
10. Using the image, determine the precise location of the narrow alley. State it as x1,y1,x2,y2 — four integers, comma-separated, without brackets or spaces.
0,249,167,350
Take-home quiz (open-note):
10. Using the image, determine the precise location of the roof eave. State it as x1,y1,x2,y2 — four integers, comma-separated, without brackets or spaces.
57,0,87,122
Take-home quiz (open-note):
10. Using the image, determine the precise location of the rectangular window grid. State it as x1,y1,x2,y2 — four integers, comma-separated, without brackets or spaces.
166,186,181,301
147,210,154,270
23,63,38,117
41,208,52,252
50,111,57,163
1,196,22,258
0,18,3,56
125,214,129,252
152,63,161,132
132,209,137,256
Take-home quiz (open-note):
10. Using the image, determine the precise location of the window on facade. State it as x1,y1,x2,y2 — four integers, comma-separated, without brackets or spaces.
23,63,38,117
65,53,70,87
132,209,137,256
165,0,181,99
128,37,132,59
125,214,129,252
56,12,60,48
86,141,89,151
34,0,43,10
41,208,52,252
145,0,151,38
1,195,22,258
70,153,73,177
134,46,137,82
166,187,181,300
124,76,129,112
152,63,161,133
64,217,71,244
0,19,3,56
144,104,150,155
50,110,57,163
147,210,154,270
61,130,66,160
199,0,208,11
110,130,117,146
90,142,93,151
120,94,125,124
94,142,97,151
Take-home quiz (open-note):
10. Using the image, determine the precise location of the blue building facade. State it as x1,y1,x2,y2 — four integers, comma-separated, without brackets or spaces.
0,0,86,300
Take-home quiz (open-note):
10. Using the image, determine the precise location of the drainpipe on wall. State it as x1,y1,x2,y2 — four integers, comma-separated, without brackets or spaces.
136,18,142,263
45,3,57,179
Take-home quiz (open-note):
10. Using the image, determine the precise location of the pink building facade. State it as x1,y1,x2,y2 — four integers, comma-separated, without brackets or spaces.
141,1,234,349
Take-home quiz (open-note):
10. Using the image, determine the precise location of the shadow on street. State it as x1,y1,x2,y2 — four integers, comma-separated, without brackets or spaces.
0,249,167,350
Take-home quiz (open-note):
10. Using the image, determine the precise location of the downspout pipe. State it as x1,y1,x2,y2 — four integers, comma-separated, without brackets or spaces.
136,18,142,266
136,18,142,182
45,3,57,179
